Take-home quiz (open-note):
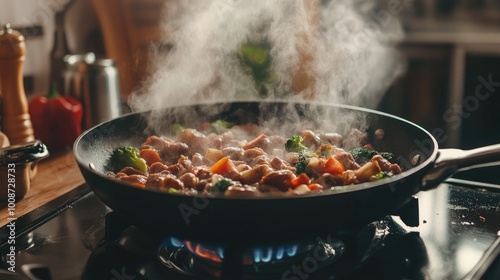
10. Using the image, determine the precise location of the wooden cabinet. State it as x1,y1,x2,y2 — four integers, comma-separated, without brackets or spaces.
91,0,165,98
378,16,500,149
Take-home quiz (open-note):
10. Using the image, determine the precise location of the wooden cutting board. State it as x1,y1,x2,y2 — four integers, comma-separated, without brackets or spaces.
0,149,85,227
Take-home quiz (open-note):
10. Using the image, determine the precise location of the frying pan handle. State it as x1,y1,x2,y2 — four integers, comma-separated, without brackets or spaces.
421,144,500,190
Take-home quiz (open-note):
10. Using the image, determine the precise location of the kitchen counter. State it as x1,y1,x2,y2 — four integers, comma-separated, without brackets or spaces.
0,149,85,227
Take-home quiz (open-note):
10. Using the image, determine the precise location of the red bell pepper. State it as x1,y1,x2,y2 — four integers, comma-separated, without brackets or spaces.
28,85,83,148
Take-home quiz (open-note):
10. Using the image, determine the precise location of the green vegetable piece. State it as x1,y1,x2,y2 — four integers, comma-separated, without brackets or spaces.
295,154,310,175
285,135,308,153
212,179,232,193
171,123,184,135
107,147,147,173
349,148,378,165
380,152,395,163
211,120,235,134
240,43,270,67
239,42,273,97
370,171,391,181
168,188,180,194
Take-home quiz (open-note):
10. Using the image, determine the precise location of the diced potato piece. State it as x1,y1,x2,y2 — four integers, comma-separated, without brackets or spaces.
205,148,224,165
290,184,311,195
355,161,381,183
240,164,270,184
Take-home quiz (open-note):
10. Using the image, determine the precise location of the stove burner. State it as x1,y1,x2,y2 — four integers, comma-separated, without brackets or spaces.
83,197,422,279
157,236,345,279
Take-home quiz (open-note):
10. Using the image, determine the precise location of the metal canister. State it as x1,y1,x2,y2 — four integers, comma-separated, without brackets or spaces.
63,53,122,129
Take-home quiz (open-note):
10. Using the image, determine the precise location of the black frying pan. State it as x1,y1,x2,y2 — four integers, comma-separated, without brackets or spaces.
74,101,500,244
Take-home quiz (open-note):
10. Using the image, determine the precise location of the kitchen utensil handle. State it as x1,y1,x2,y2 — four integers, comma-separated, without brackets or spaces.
0,23,35,145
422,144,500,190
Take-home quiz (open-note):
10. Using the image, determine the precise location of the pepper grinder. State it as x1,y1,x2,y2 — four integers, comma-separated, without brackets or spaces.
0,23,35,145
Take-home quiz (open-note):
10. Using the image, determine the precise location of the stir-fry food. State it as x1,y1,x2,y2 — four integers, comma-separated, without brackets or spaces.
107,122,402,197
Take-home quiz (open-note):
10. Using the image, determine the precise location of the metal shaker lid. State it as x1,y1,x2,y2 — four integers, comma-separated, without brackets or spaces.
0,23,13,35
64,52,116,68
0,140,49,165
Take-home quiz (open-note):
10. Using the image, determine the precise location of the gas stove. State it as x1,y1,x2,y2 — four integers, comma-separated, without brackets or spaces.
1,169,500,280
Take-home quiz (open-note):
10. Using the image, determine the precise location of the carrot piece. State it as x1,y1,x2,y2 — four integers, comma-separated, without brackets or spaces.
140,149,162,166
323,157,345,175
307,183,324,191
291,173,310,188
131,182,146,188
210,157,236,176
243,134,268,150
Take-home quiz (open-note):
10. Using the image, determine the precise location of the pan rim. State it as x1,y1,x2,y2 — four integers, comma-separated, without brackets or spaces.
73,101,439,201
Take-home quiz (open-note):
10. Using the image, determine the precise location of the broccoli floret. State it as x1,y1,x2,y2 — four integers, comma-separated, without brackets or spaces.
379,152,395,163
212,178,232,193
107,147,147,173
286,135,312,174
295,154,310,175
349,148,378,165
350,148,397,165
285,135,308,153
317,144,335,158
211,120,235,134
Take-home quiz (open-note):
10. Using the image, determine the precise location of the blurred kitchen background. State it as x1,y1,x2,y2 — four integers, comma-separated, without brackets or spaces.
1,0,500,150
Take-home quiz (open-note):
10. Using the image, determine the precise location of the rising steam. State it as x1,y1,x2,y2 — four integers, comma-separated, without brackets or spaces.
129,0,405,131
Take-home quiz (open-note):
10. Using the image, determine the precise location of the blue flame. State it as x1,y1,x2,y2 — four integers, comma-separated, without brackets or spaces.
276,247,285,260
261,248,273,263
253,245,299,263
170,237,184,248
166,237,300,264
286,245,298,257
253,249,262,263
217,248,224,259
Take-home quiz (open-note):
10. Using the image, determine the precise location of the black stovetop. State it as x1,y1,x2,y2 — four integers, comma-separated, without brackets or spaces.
1,172,500,280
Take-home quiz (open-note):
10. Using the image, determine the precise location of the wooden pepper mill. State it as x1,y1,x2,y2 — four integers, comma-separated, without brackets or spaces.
0,23,35,145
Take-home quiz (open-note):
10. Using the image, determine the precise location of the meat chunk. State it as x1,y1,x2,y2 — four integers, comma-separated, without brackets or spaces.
177,129,210,155
371,155,402,175
178,173,199,189
318,132,343,146
313,173,343,187
115,173,148,186
270,156,293,171
225,185,260,197
222,147,245,161
301,130,321,148
334,152,360,170
167,163,187,177
142,136,189,164
118,167,146,176
146,173,166,188
243,148,267,163
261,170,295,191
191,153,205,166
160,174,184,190
149,162,170,174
